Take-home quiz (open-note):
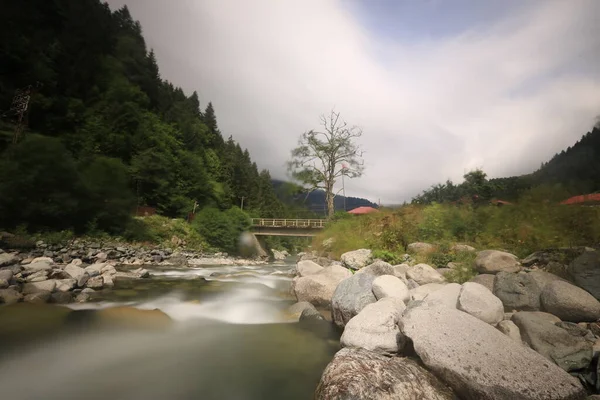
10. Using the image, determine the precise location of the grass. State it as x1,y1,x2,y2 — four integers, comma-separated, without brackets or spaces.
314,197,600,283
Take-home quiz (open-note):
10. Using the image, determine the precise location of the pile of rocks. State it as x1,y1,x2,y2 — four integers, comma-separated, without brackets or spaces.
288,246,600,399
0,251,150,305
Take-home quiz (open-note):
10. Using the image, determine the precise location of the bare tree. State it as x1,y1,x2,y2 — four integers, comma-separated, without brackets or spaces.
287,110,364,218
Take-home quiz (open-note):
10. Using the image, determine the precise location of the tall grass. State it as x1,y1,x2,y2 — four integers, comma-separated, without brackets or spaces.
315,201,600,260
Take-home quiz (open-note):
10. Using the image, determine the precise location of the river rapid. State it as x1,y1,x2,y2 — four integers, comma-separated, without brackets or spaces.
0,261,339,400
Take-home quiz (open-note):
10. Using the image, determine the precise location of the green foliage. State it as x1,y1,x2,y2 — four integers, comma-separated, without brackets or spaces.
314,190,600,260
123,215,206,249
443,252,478,284
192,207,251,254
0,0,290,246
371,249,405,265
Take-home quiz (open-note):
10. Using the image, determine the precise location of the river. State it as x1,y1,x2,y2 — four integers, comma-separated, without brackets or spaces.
0,261,339,400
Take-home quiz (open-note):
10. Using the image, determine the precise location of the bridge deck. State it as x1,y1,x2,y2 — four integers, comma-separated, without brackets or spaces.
251,218,326,229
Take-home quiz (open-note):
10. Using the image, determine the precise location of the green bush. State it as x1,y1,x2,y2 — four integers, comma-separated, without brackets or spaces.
192,207,251,253
371,249,405,265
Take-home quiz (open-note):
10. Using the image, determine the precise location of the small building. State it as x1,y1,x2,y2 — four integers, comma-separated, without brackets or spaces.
347,206,379,215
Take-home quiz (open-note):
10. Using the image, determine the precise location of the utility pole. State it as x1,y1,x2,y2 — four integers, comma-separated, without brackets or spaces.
240,196,245,211
1,83,41,144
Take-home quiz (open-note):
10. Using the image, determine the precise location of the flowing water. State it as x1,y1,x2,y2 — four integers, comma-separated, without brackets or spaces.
0,261,339,400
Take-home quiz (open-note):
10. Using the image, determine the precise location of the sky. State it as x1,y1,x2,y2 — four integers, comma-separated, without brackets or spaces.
107,0,600,204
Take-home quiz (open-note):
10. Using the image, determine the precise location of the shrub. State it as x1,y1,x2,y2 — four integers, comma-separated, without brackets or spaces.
371,249,405,265
192,207,251,253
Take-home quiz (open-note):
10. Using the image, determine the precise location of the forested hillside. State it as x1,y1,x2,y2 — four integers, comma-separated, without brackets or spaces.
413,124,600,205
0,0,284,235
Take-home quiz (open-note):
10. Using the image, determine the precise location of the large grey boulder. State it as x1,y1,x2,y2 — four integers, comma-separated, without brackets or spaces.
341,249,372,270
569,250,600,300
0,253,17,267
25,270,49,282
372,275,409,303
293,265,352,307
0,279,7,289
400,306,586,400
475,250,520,274
55,279,77,292
22,280,56,294
287,301,318,320
497,320,522,342
406,263,445,285
50,291,72,304
356,260,394,276
458,282,504,325
332,263,393,327
64,263,89,287
340,297,406,355
0,288,22,304
24,291,51,304
410,283,445,301
422,283,461,309
541,280,600,322
407,242,435,254
528,270,568,292
315,348,455,400
468,274,495,292
0,269,13,282
86,275,104,289
23,261,53,272
493,272,541,311
451,244,475,252
512,311,593,372
296,260,323,277
85,263,105,277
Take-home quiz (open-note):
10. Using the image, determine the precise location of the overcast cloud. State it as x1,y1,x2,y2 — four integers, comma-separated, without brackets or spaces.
107,0,600,204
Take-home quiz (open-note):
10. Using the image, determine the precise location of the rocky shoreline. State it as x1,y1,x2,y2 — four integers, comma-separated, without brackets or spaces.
289,245,600,399
0,239,267,305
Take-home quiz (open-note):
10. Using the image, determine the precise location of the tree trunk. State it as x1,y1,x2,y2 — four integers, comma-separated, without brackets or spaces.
326,186,335,218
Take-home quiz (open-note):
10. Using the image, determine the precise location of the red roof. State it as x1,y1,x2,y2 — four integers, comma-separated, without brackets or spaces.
348,206,379,215
561,193,600,205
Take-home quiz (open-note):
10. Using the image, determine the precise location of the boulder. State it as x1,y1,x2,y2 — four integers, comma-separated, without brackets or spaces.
25,270,49,282
22,280,56,294
55,279,77,292
340,297,406,355
0,278,7,289
85,263,105,277
315,348,455,400
392,263,410,280
493,272,541,311
372,275,409,303
30,256,54,264
400,306,586,400
299,307,326,323
497,320,522,342
468,274,495,292
50,291,72,304
458,282,504,325
0,288,22,304
410,283,445,301
0,253,17,267
340,249,372,270
293,265,352,307
86,275,104,289
406,264,445,285
541,280,600,322
95,252,108,262
332,264,392,327
287,301,317,319
422,283,461,309
75,293,91,303
24,291,51,304
475,250,521,274
64,263,87,282
296,260,323,277
102,273,114,288
528,270,568,292
100,264,117,275
0,269,13,282
407,242,435,254
569,251,600,300
355,260,394,276
23,261,53,272
512,311,593,372
451,244,475,252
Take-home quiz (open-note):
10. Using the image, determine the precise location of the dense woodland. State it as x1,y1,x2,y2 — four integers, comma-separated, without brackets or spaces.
412,125,600,205
0,0,286,240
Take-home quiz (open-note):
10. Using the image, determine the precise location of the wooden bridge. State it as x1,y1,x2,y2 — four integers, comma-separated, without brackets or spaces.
250,218,326,237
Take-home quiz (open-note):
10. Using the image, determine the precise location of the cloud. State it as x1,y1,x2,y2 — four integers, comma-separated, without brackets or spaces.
107,0,600,203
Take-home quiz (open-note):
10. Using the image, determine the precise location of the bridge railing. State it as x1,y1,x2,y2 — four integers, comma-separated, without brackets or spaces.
251,218,326,229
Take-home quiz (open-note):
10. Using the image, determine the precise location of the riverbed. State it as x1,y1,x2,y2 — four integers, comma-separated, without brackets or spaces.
0,261,339,399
